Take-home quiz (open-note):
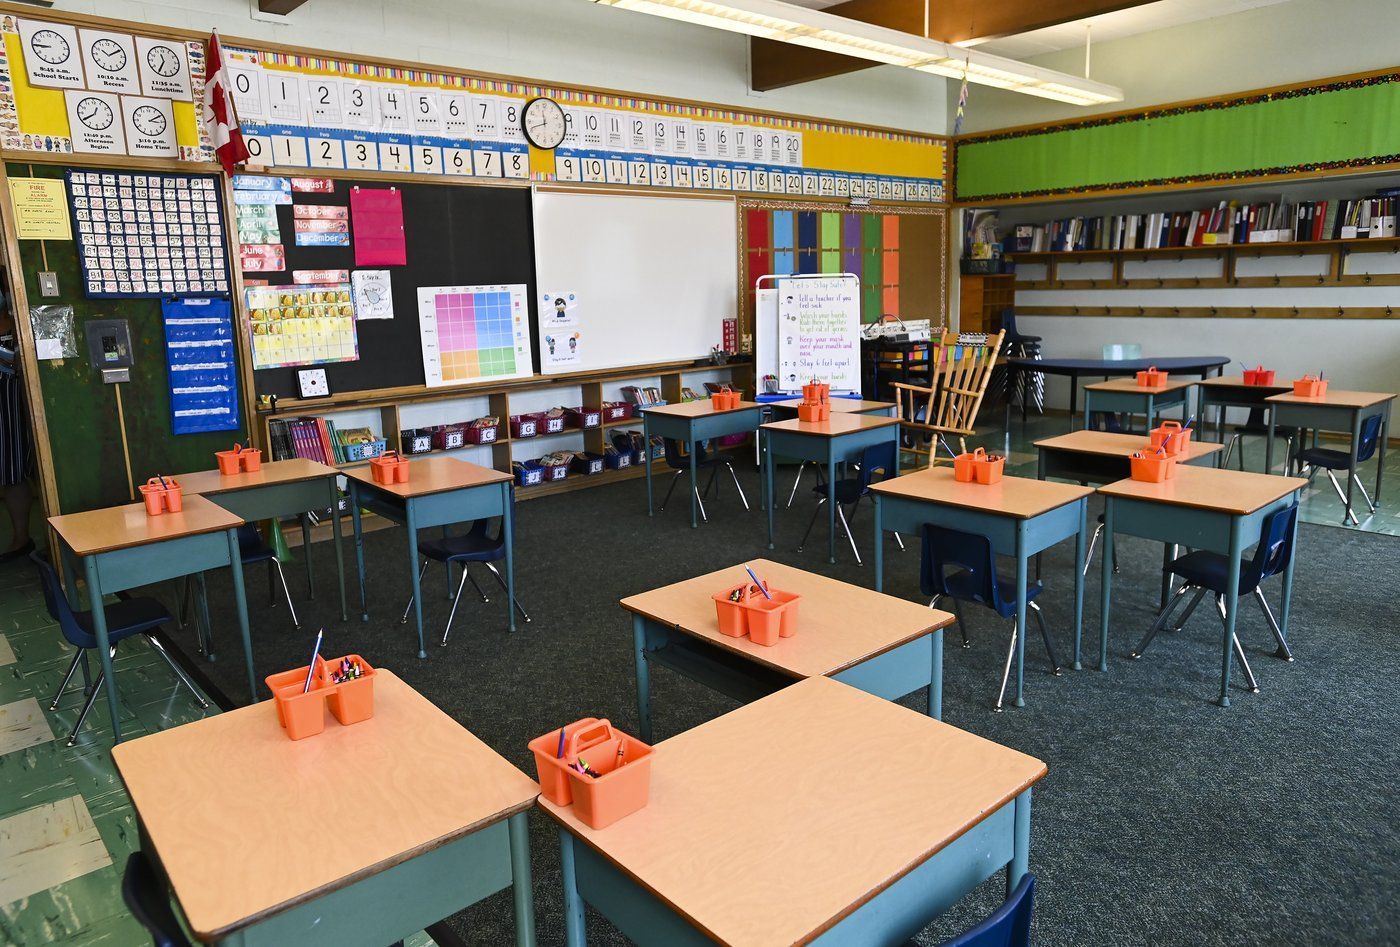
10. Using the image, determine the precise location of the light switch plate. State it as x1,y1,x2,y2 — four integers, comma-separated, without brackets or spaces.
38,272,59,296
297,368,329,398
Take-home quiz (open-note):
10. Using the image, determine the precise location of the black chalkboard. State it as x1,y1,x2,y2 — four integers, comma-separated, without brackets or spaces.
249,178,536,398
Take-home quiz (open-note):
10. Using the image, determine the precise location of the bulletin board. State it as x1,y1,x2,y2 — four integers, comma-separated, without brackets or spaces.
238,173,537,399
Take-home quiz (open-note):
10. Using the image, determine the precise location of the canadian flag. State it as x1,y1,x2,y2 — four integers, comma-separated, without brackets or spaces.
202,30,249,174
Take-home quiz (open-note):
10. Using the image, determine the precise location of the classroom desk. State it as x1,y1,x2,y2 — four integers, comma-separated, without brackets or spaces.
1265,389,1394,522
1035,430,1223,484
1082,377,1195,432
1003,355,1228,431
48,497,252,742
1195,376,1294,460
762,414,901,563
621,559,955,738
543,676,1046,947
343,457,515,658
642,399,764,528
112,670,538,946
179,458,347,622
766,397,898,417
1098,465,1308,706
870,468,1093,696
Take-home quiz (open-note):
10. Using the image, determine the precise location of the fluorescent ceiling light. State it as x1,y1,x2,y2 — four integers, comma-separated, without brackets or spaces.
591,0,1124,106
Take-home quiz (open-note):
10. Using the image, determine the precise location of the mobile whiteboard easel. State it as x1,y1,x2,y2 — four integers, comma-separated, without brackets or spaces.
755,273,861,396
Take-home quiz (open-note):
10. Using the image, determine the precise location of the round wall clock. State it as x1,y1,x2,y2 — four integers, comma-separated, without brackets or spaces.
90,38,128,72
75,96,115,131
521,97,567,150
132,105,167,137
146,44,181,78
31,28,72,65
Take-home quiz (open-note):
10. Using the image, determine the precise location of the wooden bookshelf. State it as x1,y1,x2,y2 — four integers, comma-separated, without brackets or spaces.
957,273,1014,333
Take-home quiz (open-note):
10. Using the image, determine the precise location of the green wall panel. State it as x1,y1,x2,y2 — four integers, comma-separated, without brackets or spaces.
11,162,248,514
955,74,1400,201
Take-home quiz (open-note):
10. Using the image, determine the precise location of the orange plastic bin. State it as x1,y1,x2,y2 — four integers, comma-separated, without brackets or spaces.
530,719,653,828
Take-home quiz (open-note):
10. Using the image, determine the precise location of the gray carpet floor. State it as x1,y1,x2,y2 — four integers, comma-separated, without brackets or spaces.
172,462,1400,947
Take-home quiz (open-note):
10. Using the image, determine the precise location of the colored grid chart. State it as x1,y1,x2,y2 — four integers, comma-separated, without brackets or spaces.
417,283,534,387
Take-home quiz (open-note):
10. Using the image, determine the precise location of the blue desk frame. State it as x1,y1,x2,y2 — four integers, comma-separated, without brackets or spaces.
1099,483,1303,705
348,476,515,658
643,404,764,528
57,524,253,742
555,790,1032,946
1195,380,1293,469
763,420,901,563
873,491,1088,700
1083,383,1191,432
1267,395,1392,522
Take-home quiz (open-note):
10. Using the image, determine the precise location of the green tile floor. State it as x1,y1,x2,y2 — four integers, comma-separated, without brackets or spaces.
0,557,435,947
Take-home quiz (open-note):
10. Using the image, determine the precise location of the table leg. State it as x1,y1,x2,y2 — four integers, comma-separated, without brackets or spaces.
1278,494,1299,657
301,513,315,599
632,613,652,744
929,627,943,720
1081,388,1090,431
827,451,837,564
1346,409,1361,523
765,431,776,550
1034,451,1046,582
405,501,426,659
1160,543,1177,609
1008,789,1031,896
1218,519,1244,707
1013,525,1027,707
1073,500,1086,671
503,483,517,634
644,412,654,517
351,481,368,622
1146,394,1156,434
689,432,699,530
1266,410,1276,474
1099,499,1115,672
560,830,586,947
81,556,122,743
1375,406,1389,504
330,484,347,622
194,571,215,661
873,497,884,593
1070,379,1079,430
225,528,257,701
508,812,536,947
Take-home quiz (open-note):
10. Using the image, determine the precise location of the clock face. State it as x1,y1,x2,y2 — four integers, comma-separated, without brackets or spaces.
91,38,127,72
132,105,167,137
75,96,115,131
521,97,567,150
31,28,72,65
146,44,181,78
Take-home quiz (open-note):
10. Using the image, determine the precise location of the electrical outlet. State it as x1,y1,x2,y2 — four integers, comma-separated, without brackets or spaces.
38,271,59,296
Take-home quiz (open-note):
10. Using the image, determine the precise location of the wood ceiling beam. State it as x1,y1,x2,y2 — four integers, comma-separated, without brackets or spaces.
751,0,1155,92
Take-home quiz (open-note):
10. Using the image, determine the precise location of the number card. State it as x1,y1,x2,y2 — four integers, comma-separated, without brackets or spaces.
471,95,502,140
604,156,629,184
578,109,605,149
341,80,375,127
627,115,650,153
581,155,607,183
266,73,305,124
650,116,671,155
555,153,581,182
785,171,802,193
732,127,750,162
672,161,693,189
714,165,733,190
375,84,411,133
693,163,714,190
440,92,471,138
411,90,442,134
244,133,273,166
627,157,651,186
472,147,502,177
783,132,803,167
499,99,524,142
801,173,818,195
891,179,906,201
751,167,769,192
835,176,851,198
378,140,411,173
714,124,732,159
651,158,673,187
444,146,472,176
604,112,626,151
503,148,530,179
692,123,713,158
412,145,442,174
878,178,893,200
272,133,310,167
732,166,751,192
228,65,267,121
306,78,343,126
308,134,345,169
344,137,378,171
670,119,692,155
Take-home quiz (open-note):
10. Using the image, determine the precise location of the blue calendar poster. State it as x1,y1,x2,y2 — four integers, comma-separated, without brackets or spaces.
162,297,241,435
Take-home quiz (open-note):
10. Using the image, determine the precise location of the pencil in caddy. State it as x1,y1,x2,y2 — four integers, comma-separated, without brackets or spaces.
264,653,375,741
712,565,801,646
529,719,653,829
139,476,183,516
370,450,410,484
952,448,1005,485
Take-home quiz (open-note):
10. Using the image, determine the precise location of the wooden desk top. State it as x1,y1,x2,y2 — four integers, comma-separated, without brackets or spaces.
1196,375,1293,393
1265,389,1397,409
112,670,537,941
760,414,900,438
341,455,511,497
771,398,895,414
1083,377,1196,395
1034,430,1223,463
870,466,1093,519
1097,464,1308,515
539,677,1046,947
642,399,763,419
49,495,244,557
178,458,338,497
620,559,951,679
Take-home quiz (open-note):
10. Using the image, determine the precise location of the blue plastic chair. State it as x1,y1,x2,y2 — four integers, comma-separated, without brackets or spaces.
1294,413,1383,524
31,551,206,747
1133,502,1299,691
1221,407,1298,474
659,436,748,522
236,523,300,629
798,440,902,564
121,852,191,947
400,493,530,647
927,873,1036,947
919,525,1061,711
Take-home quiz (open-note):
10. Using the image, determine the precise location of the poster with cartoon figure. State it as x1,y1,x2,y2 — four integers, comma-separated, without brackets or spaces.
540,290,579,327
541,329,582,369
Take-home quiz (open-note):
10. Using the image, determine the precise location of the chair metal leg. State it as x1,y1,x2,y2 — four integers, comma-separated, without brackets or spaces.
994,623,1018,712
660,470,683,511
270,558,300,629
797,497,825,551
1221,434,1239,469
1028,602,1061,675
484,562,531,623
144,633,209,708
836,504,861,565
49,650,84,711
1253,588,1293,661
66,669,106,747
1132,584,1193,659
1351,473,1377,514
893,531,905,550
1322,469,1359,525
401,559,431,623
694,486,708,523
440,564,472,647
1171,585,1209,633
1082,523,1103,577
786,462,807,508
724,462,750,510
1216,596,1259,692
465,567,490,603
949,597,970,648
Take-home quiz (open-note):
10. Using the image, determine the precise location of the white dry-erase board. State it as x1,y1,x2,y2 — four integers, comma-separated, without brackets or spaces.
756,273,861,394
531,187,738,374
